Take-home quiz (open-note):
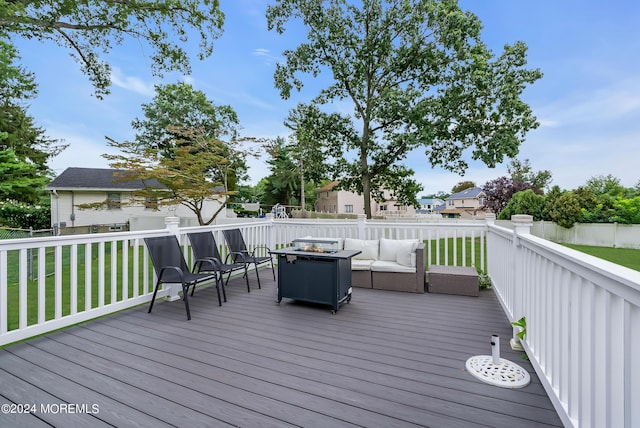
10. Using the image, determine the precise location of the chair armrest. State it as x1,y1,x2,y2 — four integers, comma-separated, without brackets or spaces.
250,245,272,257
194,257,222,272
158,266,185,282
230,250,249,263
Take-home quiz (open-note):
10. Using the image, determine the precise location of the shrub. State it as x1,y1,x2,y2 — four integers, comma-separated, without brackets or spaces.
0,200,51,230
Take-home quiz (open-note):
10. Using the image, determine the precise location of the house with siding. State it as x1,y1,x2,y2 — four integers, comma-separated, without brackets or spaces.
439,187,486,219
315,181,416,217
416,197,445,214
46,167,225,233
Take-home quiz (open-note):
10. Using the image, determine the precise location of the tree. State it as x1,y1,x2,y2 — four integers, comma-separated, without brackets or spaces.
0,39,66,197
131,82,247,191
482,176,540,215
284,103,330,213
498,189,545,221
1,0,224,98
263,137,300,207
267,0,541,218
584,174,625,197
547,192,582,228
507,158,552,191
103,127,236,225
0,148,48,203
451,181,476,194
612,196,640,224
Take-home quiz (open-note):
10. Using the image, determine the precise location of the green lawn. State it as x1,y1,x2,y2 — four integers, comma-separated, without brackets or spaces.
4,237,485,331
5,243,153,331
426,237,486,271
562,244,640,272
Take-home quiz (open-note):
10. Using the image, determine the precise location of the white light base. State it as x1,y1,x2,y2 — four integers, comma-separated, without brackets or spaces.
466,355,531,388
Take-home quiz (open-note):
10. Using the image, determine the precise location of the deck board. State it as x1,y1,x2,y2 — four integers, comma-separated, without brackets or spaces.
1,272,563,427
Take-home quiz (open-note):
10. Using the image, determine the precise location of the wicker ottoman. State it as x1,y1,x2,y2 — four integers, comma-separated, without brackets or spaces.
427,265,479,297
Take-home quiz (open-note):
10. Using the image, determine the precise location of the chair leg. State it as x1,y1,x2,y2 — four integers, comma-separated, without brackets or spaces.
270,258,276,280
148,280,162,313
215,279,222,306
254,262,262,289
220,273,227,302
244,265,252,292
182,283,191,320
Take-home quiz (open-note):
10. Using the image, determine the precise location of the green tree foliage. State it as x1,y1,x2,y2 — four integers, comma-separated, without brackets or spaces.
0,39,36,100
267,0,541,218
585,174,625,197
498,189,546,221
451,181,476,194
0,39,66,180
131,82,247,191
263,137,300,207
284,103,330,213
1,0,224,97
482,176,540,215
103,127,236,225
507,158,552,191
0,148,48,203
0,199,50,229
612,197,640,224
547,192,582,228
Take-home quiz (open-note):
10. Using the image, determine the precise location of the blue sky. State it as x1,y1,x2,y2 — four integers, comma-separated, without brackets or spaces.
12,0,640,195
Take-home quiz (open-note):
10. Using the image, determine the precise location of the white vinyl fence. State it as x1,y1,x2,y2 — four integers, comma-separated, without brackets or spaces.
531,221,640,249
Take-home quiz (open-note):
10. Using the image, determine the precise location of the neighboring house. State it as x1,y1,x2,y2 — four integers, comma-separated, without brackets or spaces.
416,197,445,214
46,167,226,233
315,181,417,217
439,187,486,219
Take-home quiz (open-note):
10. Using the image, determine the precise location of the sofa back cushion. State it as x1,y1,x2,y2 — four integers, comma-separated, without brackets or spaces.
379,238,420,267
344,238,379,260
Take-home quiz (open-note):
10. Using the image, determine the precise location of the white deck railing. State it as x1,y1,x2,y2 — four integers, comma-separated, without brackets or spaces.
3,213,638,427
0,216,485,347
487,215,640,428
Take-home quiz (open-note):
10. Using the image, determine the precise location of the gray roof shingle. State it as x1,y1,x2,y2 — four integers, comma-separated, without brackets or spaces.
46,167,164,191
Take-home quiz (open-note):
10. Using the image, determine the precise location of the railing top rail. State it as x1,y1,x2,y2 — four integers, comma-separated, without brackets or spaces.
488,222,640,305
0,228,172,250
520,232,640,300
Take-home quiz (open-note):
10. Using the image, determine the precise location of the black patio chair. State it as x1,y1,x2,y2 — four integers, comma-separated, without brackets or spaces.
144,235,223,320
222,228,275,290
187,231,250,293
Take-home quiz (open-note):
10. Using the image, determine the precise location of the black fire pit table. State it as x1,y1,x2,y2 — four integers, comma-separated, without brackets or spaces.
272,238,361,314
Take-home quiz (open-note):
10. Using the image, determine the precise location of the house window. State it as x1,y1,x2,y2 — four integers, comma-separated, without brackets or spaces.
479,197,485,206
344,204,353,213
107,192,121,210
145,196,158,210
379,205,388,211
448,200,454,206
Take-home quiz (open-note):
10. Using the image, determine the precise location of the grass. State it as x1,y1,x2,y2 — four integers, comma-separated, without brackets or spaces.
3,236,486,332
5,243,153,331
562,244,640,272
426,237,486,271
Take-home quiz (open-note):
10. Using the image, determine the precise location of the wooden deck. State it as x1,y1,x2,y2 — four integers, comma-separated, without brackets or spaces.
1,271,562,427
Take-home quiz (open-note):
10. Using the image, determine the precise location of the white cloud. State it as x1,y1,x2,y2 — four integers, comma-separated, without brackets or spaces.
110,67,155,97
252,48,281,65
535,77,640,129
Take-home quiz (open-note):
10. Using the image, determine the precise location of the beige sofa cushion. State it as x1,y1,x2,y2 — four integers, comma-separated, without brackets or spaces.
344,238,379,260
351,259,375,271
379,238,419,267
371,260,416,273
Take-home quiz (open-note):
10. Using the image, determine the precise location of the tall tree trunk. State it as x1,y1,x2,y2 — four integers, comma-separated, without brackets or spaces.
361,121,372,218
300,157,307,217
